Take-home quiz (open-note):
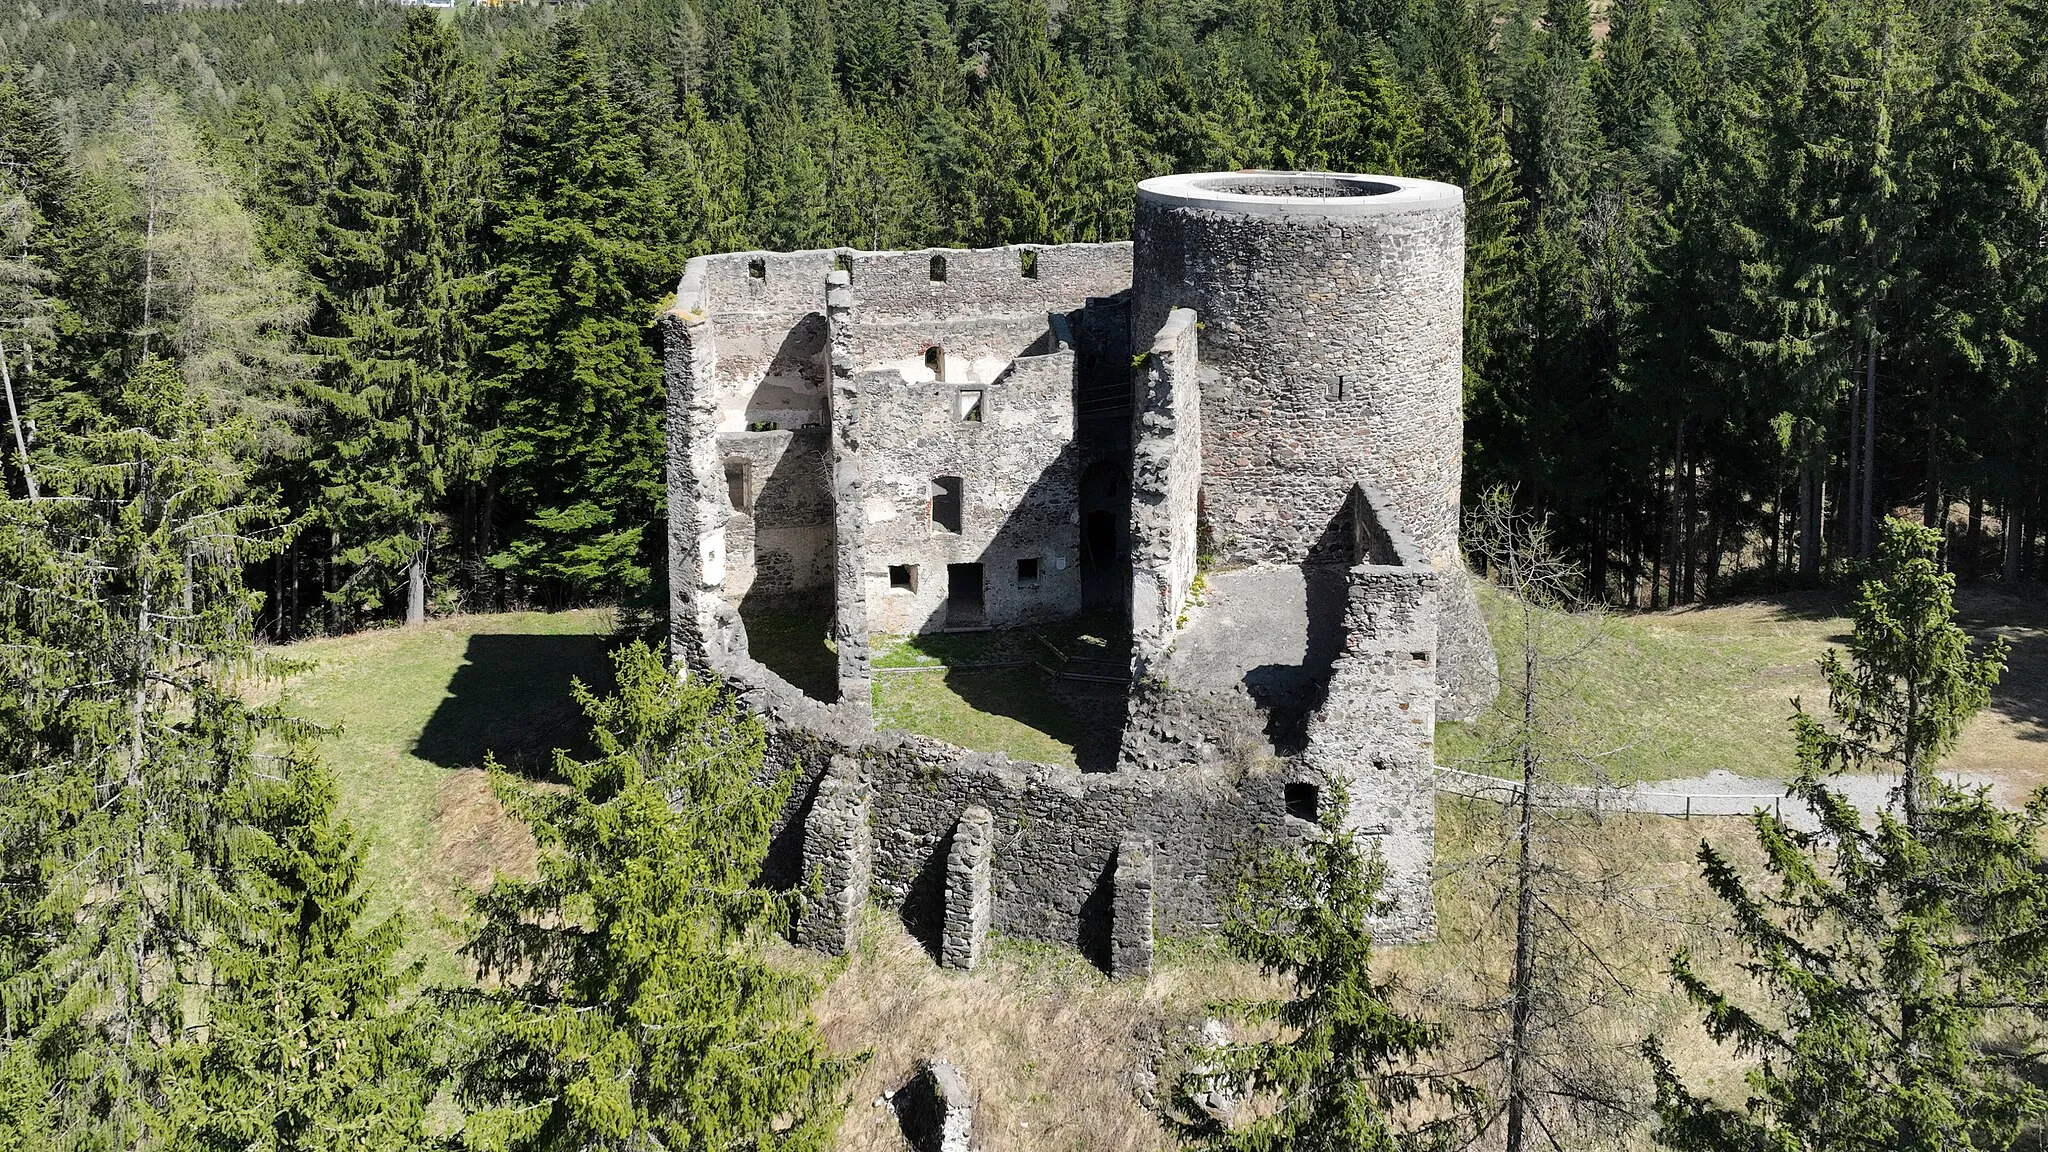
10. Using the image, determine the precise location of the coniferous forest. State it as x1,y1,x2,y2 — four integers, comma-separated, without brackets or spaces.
4,0,2048,1146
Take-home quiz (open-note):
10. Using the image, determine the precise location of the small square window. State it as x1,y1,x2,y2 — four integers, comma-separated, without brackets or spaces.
1016,557,1039,586
889,564,917,591
956,390,983,422
725,460,750,512
1019,249,1039,279
747,258,766,280
929,254,948,282
834,253,852,273
1285,782,1320,822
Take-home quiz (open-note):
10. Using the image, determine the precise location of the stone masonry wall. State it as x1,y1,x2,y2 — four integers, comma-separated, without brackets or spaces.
1300,482,1440,932
1129,308,1202,673
1130,190,1496,719
849,347,1083,635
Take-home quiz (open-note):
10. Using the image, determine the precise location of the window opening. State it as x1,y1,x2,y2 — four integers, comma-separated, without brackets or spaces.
929,254,947,282
724,460,750,512
930,476,963,534
889,564,917,591
955,389,983,422
1016,557,1039,586
1284,782,1320,822
946,563,984,621
747,257,766,280
1020,249,1039,279
834,253,852,273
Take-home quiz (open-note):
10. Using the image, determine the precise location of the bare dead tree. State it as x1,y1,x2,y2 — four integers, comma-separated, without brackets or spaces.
1438,489,1656,1152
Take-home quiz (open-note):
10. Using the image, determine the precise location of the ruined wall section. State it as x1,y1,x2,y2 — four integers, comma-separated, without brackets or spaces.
838,243,1131,325
675,251,839,600
847,344,1082,635
1129,308,1202,673
1300,481,1440,938
1131,175,1496,719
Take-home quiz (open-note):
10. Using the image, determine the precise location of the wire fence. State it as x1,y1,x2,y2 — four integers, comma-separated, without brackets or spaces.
1434,765,1793,821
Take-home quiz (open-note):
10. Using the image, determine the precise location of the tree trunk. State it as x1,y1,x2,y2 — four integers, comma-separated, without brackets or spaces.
1799,448,1821,576
406,547,427,627
1506,608,1539,1152
1663,423,1686,607
1,343,36,500
1845,354,1864,554
2006,500,2024,584
1861,339,1878,555
1681,451,1699,604
1967,493,1982,582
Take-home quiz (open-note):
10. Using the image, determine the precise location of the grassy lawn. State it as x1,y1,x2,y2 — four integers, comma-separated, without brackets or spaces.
868,614,1129,770
268,609,616,984
1437,585,2048,791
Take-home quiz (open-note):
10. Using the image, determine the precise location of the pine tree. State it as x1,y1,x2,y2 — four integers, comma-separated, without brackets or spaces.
169,756,434,1151
1168,785,1461,1150
453,642,858,1151
302,10,491,626
0,357,290,1147
1650,526,2045,1152
1799,518,2006,827
482,20,671,604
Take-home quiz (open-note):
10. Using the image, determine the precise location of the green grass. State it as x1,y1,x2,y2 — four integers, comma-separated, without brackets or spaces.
270,609,616,984
869,615,1130,769
1436,586,1848,783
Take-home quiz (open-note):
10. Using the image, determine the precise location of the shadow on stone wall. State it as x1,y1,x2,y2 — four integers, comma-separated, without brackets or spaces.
889,441,1134,770
413,631,615,775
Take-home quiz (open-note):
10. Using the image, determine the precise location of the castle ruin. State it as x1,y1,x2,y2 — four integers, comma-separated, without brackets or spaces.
664,171,1496,970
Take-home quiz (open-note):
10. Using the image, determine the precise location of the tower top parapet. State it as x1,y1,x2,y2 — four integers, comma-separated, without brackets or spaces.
1136,170,1462,217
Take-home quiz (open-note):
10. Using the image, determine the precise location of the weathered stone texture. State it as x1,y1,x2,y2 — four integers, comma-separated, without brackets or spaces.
1111,837,1156,978
850,346,1082,636
1130,184,1496,718
901,1057,975,1152
1129,308,1202,672
662,174,1497,967
795,758,872,954
1300,483,1441,937
941,807,995,970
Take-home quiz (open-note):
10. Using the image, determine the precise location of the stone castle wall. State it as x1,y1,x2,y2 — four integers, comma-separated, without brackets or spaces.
667,185,1485,972
1130,174,1496,719
1129,308,1203,671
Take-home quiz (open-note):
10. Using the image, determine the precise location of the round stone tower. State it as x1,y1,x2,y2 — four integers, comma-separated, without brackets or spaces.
1131,170,1495,719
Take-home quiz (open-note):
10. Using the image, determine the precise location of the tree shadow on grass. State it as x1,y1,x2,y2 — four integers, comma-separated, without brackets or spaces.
413,632,616,776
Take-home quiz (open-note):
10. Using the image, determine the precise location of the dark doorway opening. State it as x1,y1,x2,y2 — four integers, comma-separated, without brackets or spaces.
946,563,984,625
1285,781,1321,822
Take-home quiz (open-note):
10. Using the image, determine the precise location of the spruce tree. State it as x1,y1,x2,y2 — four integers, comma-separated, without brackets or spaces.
1168,786,1460,1151
454,642,857,1150
170,756,434,1151
1651,518,2045,1152
303,10,490,627
0,357,290,1147
481,20,670,604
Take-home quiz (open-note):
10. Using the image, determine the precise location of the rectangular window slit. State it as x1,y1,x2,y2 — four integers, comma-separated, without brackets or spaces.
929,254,947,282
889,564,917,591
725,461,750,512
1016,557,1039,586
956,389,983,422
1020,249,1039,279
930,476,963,534
747,257,766,280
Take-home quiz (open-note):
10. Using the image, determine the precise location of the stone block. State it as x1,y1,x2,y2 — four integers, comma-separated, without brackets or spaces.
940,806,994,971
899,1057,975,1152
794,758,871,954
1111,836,1155,978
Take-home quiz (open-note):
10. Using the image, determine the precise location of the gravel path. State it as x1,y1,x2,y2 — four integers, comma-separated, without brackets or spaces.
1437,765,2003,832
